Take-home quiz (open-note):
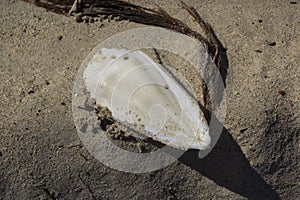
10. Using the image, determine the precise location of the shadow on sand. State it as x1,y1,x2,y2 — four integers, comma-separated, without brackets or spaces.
174,20,280,199
179,124,281,199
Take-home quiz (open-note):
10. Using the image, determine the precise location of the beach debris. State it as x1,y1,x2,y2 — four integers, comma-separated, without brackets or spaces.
83,48,211,150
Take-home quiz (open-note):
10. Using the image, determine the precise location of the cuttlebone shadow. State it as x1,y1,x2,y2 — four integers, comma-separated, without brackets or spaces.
178,114,281,199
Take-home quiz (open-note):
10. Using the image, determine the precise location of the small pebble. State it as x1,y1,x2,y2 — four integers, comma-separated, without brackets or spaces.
114,16,121,22
82,16,89,23
278,89,286,96
75,14,83,23
107,15,113,22
240,128,248,133
98,16,104,22
28,90,35,94
89,18,95,23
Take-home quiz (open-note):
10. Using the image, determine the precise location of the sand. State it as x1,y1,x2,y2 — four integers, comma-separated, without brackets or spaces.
0,0,299,199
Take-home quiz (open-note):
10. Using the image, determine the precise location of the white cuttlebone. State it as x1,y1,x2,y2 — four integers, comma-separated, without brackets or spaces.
83,48,211,150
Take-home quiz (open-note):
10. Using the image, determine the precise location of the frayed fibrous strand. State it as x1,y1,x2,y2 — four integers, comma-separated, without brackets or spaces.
22,0,217,58
21,0,226,116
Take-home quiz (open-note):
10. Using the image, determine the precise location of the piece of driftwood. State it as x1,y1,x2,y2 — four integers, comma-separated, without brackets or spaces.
21,0,227,118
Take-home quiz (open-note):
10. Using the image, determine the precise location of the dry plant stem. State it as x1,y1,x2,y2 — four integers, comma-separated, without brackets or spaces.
22,0,222,70
21,0,224,115
180,1,219,62
22,0,214,55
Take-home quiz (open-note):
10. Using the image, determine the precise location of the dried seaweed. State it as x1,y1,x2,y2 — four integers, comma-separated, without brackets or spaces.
21,0,228,116
22,1,220,61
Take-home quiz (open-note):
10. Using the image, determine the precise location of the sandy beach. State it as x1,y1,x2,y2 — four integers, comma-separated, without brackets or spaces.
0,0,299,199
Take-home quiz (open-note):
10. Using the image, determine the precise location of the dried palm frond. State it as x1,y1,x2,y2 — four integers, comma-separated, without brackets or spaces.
21,0,228,116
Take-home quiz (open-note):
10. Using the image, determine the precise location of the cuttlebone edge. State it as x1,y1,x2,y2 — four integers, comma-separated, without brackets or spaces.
135,50,211,150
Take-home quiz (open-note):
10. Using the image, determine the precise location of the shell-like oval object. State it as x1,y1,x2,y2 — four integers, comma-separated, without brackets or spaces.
83,48,211,150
